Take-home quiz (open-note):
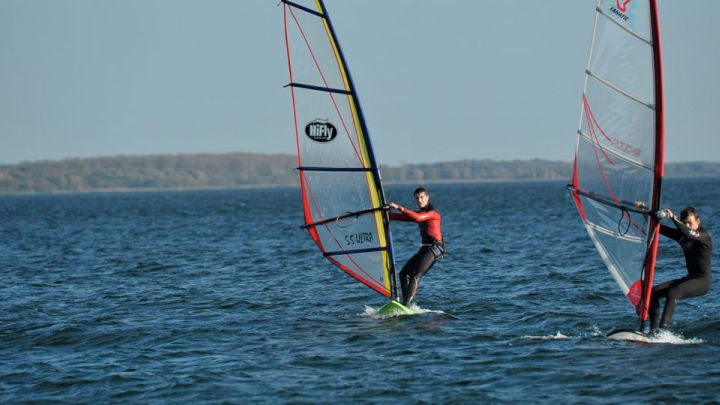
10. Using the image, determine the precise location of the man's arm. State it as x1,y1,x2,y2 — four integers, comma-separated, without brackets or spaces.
670,217,711,244
389,212,413,222
389,205,439,223
660,223,682,241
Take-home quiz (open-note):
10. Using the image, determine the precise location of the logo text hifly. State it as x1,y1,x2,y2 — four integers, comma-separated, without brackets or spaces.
305,120,338,143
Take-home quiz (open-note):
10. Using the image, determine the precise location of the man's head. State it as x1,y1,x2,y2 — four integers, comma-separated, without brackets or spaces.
680,207,701,231
413,187,430,209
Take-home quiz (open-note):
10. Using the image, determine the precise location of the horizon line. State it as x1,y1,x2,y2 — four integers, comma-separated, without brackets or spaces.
2,152,719,167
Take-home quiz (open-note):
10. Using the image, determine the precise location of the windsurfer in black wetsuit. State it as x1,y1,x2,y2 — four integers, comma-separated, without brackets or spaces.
649,207,713,332
387,187,444,306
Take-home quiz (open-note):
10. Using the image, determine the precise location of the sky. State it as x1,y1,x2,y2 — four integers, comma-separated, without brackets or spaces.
1,0,718,166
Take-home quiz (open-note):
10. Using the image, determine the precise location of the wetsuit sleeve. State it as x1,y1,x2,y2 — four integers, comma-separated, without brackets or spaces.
667,218,712,245
660,224,683,241
389,212,413,222
393,206,440,223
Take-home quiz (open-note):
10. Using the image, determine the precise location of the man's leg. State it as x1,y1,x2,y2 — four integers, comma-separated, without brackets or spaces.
659,277,710,329
402,248,436,306
650,279,673,331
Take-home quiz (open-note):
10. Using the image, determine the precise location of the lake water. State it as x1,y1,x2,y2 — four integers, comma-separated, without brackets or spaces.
2,178,719,403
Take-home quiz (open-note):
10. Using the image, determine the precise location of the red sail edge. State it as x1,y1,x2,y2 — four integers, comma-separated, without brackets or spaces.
571,156,587,221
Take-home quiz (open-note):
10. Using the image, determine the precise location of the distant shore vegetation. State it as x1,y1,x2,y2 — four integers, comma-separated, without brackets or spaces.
1,153,718,194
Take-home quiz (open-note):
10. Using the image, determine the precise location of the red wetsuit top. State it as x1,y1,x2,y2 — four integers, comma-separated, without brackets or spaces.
389,204,443,244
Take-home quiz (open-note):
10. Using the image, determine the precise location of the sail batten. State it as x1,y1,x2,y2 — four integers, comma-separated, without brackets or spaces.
571,0,664,326
298,166,374,172
283,0,325,18
585,71,655,108
284,0,397,299
586,221,645,243
324,247,389,256
287,82,352,95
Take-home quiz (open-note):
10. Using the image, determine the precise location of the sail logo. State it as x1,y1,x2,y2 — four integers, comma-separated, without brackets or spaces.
609,0,631,21
305,120,337,143
616,0,631,13
612,139,641,158
345,232,373,246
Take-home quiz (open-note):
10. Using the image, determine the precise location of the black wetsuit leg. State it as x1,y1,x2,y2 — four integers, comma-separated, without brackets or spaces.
649,276,711,329
399,246,437,306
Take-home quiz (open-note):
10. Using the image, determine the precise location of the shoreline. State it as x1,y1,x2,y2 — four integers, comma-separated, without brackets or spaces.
2,175,719,196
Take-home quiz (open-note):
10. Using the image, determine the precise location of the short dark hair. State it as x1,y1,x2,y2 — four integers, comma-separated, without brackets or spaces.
413,187,428,195
680,206,700,221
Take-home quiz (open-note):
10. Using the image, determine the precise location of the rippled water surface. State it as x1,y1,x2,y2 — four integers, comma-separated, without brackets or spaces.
2,178,719,403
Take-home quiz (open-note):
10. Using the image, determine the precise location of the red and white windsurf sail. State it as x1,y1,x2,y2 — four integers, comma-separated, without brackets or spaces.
569,0,664,325
282,1,398,299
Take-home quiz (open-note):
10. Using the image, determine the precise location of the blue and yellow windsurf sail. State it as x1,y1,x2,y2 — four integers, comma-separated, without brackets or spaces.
282,0,398,299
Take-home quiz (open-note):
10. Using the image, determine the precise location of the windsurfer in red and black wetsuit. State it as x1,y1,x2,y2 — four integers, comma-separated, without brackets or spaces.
649,207,713,333
388,187,444,306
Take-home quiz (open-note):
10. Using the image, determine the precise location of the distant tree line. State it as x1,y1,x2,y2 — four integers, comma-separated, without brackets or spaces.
380,159,572,182
0,153,297,193
0,153,718,193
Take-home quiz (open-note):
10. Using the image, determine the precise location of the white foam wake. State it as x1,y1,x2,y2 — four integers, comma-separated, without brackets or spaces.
646,329,704,345
521,332,570,340
362,303,445,318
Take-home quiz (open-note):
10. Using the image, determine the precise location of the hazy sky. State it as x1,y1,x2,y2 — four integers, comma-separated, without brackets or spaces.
1,1,718,165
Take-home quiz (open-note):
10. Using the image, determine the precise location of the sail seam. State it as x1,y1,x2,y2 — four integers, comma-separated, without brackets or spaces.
595,6,652,45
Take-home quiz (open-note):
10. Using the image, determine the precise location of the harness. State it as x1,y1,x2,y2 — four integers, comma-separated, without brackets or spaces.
422,239,445,259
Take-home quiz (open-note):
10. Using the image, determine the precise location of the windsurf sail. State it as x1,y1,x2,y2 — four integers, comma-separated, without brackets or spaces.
282,0,398,299
569,0,664,328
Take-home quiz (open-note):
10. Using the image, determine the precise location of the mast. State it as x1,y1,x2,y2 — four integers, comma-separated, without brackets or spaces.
638,0,665,329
